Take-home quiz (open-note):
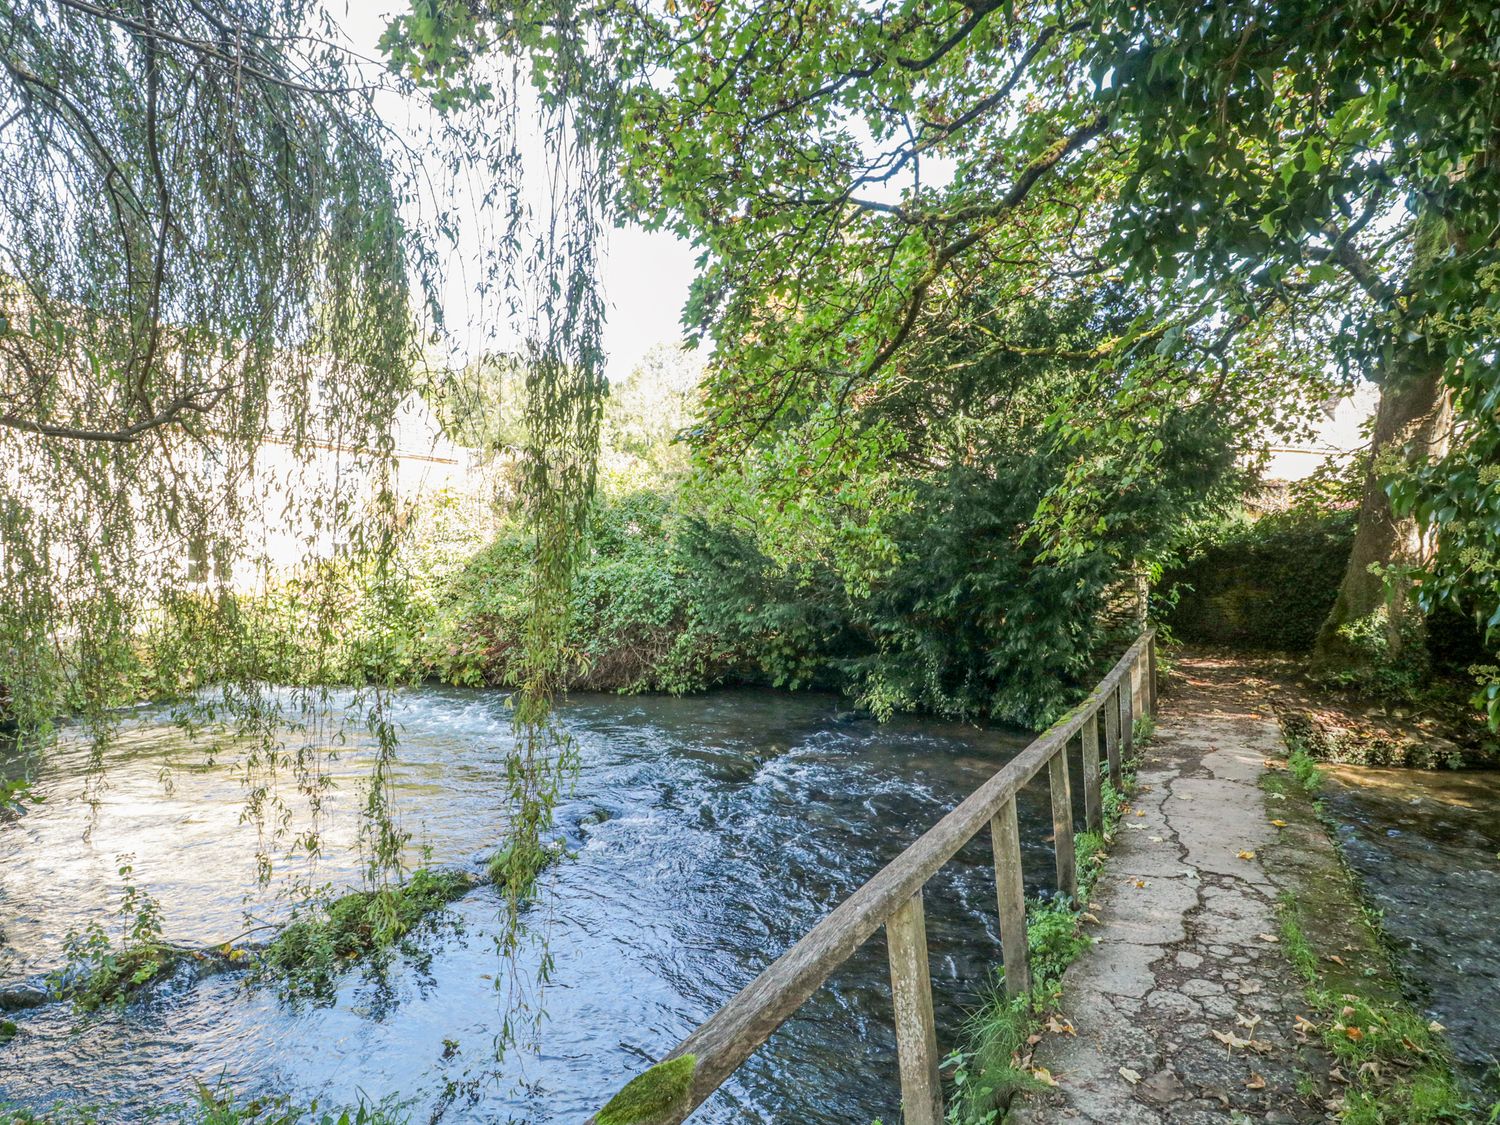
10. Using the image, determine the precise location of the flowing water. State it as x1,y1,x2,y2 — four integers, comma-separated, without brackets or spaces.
0,687,1079,1122
1320,766,1500,1095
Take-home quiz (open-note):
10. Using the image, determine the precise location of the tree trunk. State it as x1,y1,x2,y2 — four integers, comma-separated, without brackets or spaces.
1311,343,1452,677
1311,209,1457,679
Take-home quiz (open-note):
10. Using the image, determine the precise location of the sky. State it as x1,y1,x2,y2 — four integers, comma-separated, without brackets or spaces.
336,4,700,385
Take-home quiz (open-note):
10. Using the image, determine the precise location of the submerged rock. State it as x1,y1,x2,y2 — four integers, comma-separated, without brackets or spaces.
0,983,45,1011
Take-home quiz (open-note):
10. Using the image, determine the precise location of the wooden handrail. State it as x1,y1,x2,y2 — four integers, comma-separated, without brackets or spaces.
590,631,1157,1125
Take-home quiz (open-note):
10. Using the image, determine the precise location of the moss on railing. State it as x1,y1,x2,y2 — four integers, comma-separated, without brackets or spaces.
594,1054,697,1125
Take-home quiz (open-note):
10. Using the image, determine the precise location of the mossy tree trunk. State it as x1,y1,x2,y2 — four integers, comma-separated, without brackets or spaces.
1311,217,1455,679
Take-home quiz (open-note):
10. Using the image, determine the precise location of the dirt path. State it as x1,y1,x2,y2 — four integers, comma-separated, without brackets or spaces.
1010,653,1334,1123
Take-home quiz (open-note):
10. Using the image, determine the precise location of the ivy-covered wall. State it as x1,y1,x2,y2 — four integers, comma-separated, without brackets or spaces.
1160,510,1356,651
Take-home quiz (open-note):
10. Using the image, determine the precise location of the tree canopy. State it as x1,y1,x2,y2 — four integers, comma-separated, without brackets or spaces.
390,0,1500,716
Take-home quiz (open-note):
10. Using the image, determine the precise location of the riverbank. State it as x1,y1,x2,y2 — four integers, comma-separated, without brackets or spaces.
1008,653,1495,1123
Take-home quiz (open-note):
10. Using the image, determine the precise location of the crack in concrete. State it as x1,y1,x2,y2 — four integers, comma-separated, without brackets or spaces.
1007,654,1336,1124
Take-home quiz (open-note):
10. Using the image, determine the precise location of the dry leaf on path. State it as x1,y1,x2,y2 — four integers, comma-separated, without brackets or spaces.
1237,850,1256,860
1245,1073,1266,1090
1032,1067,1059,1087
1118,1067,1141,1085
1256,933,1280,943
1212,1030,1251,1050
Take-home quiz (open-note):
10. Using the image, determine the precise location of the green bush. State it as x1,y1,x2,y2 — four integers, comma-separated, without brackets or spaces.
1162,507,1356,651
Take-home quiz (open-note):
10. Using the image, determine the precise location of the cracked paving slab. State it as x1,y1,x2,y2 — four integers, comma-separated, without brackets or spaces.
1008,654,1332,1123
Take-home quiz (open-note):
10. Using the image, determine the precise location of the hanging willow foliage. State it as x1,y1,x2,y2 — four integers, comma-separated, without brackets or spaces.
0,0,435,869
2,0,617,1062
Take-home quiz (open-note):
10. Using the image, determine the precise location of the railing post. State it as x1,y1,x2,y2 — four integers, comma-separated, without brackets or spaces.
1119,675,1134,759
1147,632,1158,717
1104,685,1122,790
1082,710,1102,832
990,795,1029,998
1130,650,1145,732
886,890,944,1125
1048,748,1077,902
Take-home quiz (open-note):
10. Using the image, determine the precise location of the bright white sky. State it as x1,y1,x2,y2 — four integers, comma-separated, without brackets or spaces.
337,4,699,383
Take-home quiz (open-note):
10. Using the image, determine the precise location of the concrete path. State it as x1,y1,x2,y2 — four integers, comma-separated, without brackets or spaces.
1010,654,1332,1123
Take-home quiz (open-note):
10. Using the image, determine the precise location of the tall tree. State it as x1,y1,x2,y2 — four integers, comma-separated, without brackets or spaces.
390,0,1500,704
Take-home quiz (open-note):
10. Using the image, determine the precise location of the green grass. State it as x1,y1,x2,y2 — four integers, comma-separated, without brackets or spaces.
486,837,566,901
257,867,474,1001
1277,886,1496,1122
1287,737,1325,794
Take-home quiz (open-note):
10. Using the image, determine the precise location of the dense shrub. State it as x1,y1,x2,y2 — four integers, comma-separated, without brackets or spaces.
420,489,736,694
1162,508,1357,651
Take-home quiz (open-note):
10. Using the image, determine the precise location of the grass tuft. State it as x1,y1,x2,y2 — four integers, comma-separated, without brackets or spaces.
258,867,473,1001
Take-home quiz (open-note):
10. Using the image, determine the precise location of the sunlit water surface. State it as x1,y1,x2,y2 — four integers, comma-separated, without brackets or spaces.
0,687,1085,1123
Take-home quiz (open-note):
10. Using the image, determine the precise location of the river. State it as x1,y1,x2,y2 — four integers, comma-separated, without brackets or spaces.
0,686,1073,1123
1320,765,1500,1096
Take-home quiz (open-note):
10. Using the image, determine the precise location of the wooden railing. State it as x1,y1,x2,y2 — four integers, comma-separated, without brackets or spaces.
590,630,1158,1125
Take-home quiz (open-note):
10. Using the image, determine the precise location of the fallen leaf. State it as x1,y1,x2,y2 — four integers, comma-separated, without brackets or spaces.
1257,933,1280,943
1118,1066,1141,1085
1135,810,1146,818
1245,1073,1266,1090
1080,911,1101,924
1270,819,1287,828
1237,850,1257,860
1148,835,1164,842
1248,1039,1274,1054
1046,1015,1076,1035
1327,954,1347,966
1236,1012,1262,1033
1428,1020,1446,1034
1344,1026,1364,1041
1212,1030,1251,1050
1358,1061,1381,1080
1268,791,1287,801
1134,879,1148,888
1026,1032,1043,1047
1032,1066,1059,1087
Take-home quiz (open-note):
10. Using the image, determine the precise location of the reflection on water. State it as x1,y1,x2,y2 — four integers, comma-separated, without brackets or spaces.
0,687,1074,1122
1321,766,1500,1094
